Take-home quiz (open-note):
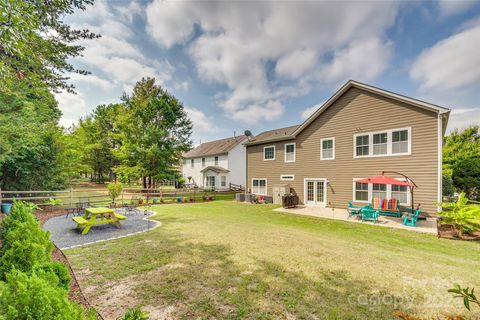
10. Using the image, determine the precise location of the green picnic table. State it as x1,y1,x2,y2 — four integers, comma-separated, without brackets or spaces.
72,207,126,235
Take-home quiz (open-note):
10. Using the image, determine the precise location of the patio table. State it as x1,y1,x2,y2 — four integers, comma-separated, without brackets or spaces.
72,207,126,235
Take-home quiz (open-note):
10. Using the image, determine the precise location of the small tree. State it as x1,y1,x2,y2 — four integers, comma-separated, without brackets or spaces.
437,193,480,236
108,182,123,203
452,157,480,200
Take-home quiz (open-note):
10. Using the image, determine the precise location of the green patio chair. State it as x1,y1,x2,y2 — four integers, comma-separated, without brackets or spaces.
347,202,363,219
402,209,421,227
360,208,379,224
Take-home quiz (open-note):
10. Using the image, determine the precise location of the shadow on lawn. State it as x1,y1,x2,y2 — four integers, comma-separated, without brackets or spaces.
132,236,408,320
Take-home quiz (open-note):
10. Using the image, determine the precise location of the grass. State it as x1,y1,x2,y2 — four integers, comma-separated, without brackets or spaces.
65,201,480,319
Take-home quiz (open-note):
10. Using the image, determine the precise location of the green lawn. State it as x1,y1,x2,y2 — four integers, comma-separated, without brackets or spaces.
65,201,480,319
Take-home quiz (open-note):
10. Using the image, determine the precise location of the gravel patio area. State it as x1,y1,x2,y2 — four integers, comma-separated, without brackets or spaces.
43,208,160,249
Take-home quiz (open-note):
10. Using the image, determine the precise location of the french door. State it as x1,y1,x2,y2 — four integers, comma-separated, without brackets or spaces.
304,179,327,206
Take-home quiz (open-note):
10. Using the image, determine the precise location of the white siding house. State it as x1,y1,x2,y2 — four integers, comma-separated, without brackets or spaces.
181,135,247,190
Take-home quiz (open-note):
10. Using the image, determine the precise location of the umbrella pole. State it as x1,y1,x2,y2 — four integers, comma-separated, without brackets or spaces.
411,186,414,213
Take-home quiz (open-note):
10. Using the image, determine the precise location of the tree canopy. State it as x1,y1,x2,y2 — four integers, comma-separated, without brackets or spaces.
443,126,480,199
0,0,98,94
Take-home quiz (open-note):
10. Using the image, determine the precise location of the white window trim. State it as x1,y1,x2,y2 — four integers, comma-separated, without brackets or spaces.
251,178,267,195
352,178,411,205
263,145,276,161
220,175,226,187
320,137,335,160
303,178,328,207
280,174,295,181
353,127,412,158
284,142,296,163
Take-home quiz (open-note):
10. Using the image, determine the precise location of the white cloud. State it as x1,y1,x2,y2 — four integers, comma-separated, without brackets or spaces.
146,1,397,124
301,104,322,120
276,49,317,80
320,37,393,84
68,73,113,90
438,0,479,16
185,107,219,133
410,23,480,91
55,91,87,126
447,107,480,132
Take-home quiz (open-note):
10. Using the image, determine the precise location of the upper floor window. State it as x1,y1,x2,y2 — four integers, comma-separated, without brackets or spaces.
190,159,194,168
263,146,275,161
202,158,205,167
214,156,219,165
321,138,335,160
373,133,387,155
354,127,411,158
356,135,369,156
284,143,295,162
392,130,409,154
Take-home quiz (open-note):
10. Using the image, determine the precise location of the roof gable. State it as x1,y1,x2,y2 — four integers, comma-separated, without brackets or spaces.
183,135,246,158
292,80,450,136
245,80,450,146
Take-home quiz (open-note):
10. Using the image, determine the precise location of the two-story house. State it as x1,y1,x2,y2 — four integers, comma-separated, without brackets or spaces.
182,135,247,189
244,80,450,215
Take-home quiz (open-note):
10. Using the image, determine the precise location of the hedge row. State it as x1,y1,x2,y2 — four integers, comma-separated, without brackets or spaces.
0,201,95,319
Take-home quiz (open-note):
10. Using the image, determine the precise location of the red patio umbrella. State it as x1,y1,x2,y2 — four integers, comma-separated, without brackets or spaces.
354,171,418,212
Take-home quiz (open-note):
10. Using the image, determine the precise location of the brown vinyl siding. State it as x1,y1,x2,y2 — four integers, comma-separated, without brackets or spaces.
246,87,440,214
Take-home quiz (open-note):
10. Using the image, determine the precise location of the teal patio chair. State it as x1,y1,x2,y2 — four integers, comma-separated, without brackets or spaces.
402,209,421,227
361,208,379,224
346,202,363,219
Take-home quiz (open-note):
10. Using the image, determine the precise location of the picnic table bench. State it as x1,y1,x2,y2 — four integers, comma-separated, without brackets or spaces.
73,207,126,235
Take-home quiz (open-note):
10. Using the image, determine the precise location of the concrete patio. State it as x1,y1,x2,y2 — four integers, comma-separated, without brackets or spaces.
274,206,438,234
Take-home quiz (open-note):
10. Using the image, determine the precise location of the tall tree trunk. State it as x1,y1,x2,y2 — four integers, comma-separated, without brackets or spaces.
148,176,152,189
143,176,147,189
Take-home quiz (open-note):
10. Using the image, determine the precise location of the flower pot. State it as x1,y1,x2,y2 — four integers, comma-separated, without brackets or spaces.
1,203,13,214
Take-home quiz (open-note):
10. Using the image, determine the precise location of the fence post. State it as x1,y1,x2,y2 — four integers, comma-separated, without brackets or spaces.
70,187,73,207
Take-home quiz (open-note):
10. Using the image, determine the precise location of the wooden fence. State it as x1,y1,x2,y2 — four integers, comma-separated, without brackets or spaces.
0,187,239,209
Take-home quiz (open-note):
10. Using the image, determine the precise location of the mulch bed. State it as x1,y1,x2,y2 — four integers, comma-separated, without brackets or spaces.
437,222,480,241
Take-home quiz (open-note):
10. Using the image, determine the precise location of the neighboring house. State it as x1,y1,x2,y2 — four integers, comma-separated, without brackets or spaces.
244,80,450,215
182,135,247,189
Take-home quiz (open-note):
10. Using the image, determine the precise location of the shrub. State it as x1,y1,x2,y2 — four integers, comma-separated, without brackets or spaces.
438,193,480,236
108,182,124,202
0,205,53,279
0,269,95,320
119,307,149,320
442,173,455,197
0,200,39,242
33,261,71,291
452,157,480,200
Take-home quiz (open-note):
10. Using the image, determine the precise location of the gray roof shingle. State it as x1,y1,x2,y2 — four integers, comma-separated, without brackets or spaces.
183,135,247,158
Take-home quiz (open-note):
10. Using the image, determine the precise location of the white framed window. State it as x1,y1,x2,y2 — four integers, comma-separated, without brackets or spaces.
372,133,387,155
392,185,408,204
372,183,387,199
214,156,219,165
252,178,267,195
221,176,226,187
352,179,411,205
284,143,295,162
392,129,409,154
321,138,335,160
354,127,411,158
263,146,275,161
202,157,205,167
206,176,215,187
354,182,369,202
355,135,369,157
280,174,294,181
190,159,194,168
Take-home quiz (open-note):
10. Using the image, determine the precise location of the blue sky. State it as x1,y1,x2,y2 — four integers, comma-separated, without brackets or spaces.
58,0,480,144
